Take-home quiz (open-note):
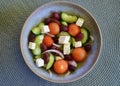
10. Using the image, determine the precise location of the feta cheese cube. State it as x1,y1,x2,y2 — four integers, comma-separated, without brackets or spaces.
76,18,84,27
63,42,70,55
75,41,82,47
28,42,36,49
58,36,70,44
41,25,50,33
36,58,44,67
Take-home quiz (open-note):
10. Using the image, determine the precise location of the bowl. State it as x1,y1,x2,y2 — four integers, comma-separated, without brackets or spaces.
20,1,102,83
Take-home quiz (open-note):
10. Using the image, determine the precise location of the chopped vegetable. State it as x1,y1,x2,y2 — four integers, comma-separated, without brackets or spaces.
43,35,54,47
81,28,90,44
48,22,60,35
32,27,41,35
46,53,54,70
32,44,41,55
45,33,55,37
61,21,68,26
42,49,64,58
72,48,87,62
57,31,70,37
53,43,61,48
55,56,63,60
34,35,44,44
53,59,68,74
71,37,75,47
61,12,77,23
68,24,80,36
68,60,78,71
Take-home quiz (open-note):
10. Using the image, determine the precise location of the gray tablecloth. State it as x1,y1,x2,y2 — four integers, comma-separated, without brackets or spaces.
0,0,119,86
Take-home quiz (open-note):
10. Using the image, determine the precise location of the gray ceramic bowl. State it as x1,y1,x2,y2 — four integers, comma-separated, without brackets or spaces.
20,1,102,83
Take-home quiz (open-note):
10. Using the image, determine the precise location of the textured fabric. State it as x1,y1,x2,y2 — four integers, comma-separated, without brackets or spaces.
0,0,119,86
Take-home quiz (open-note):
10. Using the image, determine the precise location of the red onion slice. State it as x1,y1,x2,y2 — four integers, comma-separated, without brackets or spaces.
65,71,71,77
45,33,55,37
68,60,77,67
48,70,53,78
53,43,61,48
42,49,64,58
90,35,94,41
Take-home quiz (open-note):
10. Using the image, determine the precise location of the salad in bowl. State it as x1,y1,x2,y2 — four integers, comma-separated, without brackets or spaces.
28,12,93,74
20,1,102,83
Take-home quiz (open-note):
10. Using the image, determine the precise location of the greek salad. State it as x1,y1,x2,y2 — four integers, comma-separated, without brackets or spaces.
28,12,93,75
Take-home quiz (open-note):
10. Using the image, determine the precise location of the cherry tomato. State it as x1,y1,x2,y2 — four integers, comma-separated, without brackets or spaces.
68,24,80,36
53,59,68,74
72,48,87,62
43,35,54,47
49,22,60,35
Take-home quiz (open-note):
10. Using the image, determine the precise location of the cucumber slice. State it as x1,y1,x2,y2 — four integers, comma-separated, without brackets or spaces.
81,28,90,44
61,21,68,26
34,55,41,59
32,44,41,55
57,31,70,37
71,37,75,47
61,12,77,23
31,27,41,35
38,22,44,29
55,56,62,60
46,54,54,70
34,35,44,44
32,22,44,35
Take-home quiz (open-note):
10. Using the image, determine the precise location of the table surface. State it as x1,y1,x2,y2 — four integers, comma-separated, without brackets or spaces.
0,0,119,86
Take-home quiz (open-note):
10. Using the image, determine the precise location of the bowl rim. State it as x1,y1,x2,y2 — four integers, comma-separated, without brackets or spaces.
20,1,102,83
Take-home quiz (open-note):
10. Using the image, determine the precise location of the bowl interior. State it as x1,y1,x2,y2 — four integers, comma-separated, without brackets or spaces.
20,1,102,83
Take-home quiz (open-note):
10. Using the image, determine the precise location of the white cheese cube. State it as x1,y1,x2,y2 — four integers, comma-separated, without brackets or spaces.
36,58,44,67
76,18,84,27
28,42,36,49
75,41,82,47
41,25,50,33
63,43,70,55
58,36,70,44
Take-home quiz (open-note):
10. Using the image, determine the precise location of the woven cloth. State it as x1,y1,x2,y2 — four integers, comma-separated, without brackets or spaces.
0,0,119,86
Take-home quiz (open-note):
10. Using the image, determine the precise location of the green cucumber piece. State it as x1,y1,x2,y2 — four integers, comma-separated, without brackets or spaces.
32,22,44,35
55,56,62,60
71,37,75,47
38,22,44,29
34,35,44,44
34,55,41,59
31,27,41,35
61,12,77,23
57,31,70,37
61,21,68,26
81,28,90,44
46,54,54,70
32,45,41,55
